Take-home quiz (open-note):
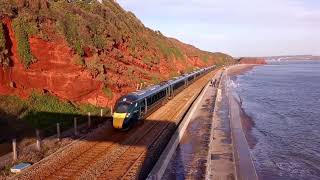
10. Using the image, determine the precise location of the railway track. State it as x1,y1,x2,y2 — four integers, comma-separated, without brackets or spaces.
15,69,218,180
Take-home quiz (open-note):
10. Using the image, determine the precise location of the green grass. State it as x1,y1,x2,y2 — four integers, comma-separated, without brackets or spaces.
0,165,11,176
0,92,108,130
0,96,27,117
78,104,103,116
24,92,80,128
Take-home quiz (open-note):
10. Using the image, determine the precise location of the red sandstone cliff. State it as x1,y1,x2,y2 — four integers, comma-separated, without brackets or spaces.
0,1,234,108
238,57,267,65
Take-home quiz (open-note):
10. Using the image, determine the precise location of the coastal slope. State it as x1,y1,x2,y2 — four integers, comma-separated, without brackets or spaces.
0,0,234,108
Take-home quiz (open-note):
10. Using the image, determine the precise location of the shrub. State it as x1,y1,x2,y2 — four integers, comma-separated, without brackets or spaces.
143,56,153,66
0,23,5,49
78,104,105,115
75,40,84,57
12,17,34,68
127,66,134,76
201,54,209,63
3,0,234,74
103,86,113,99
22,91,79,128
0,92,106,130
0,23,10,67
151,74,161,84
156,39,184,60
0,95,27,116
58,13,85,57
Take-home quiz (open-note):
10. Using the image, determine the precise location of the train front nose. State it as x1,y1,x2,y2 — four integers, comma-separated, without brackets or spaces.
113,113,127,129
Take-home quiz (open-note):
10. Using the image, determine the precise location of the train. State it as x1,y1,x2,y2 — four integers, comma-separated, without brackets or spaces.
112,66,215,130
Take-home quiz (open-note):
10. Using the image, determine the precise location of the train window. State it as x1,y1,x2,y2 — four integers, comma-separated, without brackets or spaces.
147,97,151,105
115,102,132,113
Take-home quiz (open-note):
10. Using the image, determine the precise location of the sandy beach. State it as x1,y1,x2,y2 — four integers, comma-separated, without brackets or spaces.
226,64,259,77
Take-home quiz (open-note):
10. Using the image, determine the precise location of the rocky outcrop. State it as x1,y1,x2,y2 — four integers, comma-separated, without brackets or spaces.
238,57,267,65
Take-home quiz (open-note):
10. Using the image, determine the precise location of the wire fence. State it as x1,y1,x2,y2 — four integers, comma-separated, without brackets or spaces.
0,108,113,165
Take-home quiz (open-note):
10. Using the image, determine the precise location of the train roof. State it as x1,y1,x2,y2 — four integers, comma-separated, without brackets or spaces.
116,66,213,103
121,83,170,102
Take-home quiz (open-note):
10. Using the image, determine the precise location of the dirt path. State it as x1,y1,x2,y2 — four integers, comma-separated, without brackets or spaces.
13,69,219,180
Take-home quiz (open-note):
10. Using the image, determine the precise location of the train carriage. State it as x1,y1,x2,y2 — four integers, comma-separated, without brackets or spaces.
112,66,215,130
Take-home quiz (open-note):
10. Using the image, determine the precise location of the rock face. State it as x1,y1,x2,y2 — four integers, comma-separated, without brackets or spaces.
0,1,234,108
0,17,106,106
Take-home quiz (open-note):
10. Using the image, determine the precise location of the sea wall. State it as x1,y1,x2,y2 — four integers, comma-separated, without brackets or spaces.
224,65,260,179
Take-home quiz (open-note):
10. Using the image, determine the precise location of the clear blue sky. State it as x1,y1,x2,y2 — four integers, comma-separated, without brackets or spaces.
117,0,320,57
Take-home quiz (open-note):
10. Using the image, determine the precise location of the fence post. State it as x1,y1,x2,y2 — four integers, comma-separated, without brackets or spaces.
136,84,139,90
36,129,41,151
110,107,113,116
56,123,61,141
88,112,91,128
100,109,103,118
74,117,78,136
12,139,17,161
140,83,143,90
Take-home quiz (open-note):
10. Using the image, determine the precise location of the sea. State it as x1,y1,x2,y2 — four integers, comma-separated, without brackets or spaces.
234,60,320,180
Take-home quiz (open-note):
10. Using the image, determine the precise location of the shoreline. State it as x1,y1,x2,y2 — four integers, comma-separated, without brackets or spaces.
226,64,259,77
224,64,265,179
227,64,261,149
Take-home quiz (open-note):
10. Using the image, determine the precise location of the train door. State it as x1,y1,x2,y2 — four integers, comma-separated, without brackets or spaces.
171,86,174,97
132,102,139,122
140,100,146,119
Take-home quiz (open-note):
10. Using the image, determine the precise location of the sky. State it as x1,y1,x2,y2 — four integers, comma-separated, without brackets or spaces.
117,0,320,57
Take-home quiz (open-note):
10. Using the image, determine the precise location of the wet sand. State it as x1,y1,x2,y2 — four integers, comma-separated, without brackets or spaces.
226,64,258,77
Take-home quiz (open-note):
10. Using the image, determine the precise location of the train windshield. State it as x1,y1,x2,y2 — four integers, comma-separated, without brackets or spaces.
115,102,132,113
